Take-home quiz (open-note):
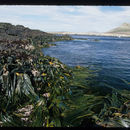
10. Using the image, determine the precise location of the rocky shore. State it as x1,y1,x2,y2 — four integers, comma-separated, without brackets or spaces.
0,22,72,46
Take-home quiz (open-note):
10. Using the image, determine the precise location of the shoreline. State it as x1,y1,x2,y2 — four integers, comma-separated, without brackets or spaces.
48,32,130,38
0,38,130,127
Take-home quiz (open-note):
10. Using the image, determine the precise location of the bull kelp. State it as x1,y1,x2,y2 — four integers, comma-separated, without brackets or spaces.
0,39,130,127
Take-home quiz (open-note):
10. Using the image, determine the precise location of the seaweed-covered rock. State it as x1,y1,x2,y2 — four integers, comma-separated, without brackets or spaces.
0,22,73,45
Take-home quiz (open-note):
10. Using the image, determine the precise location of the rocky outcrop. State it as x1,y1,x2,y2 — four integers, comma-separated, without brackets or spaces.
0,22,72,44
0,23,46,41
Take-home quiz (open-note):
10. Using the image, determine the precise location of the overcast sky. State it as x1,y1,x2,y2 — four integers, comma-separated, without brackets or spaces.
0,6,130,33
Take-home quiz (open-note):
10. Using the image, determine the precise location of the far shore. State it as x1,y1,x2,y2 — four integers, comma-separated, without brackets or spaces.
48,32,130,38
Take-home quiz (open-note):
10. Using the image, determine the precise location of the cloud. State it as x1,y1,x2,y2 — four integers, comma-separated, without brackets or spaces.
0,6,130,32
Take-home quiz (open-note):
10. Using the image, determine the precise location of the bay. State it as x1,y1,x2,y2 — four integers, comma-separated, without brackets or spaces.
42,35,130,90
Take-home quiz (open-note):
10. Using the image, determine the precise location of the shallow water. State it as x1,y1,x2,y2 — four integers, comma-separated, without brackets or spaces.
42,35,130,90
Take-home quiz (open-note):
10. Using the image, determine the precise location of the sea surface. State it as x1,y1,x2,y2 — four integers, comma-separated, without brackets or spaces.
42,35,130,90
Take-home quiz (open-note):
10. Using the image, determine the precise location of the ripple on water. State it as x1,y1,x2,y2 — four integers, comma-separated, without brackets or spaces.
43,35,130,90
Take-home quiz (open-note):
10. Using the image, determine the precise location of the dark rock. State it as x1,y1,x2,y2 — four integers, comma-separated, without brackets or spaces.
0,22,72,45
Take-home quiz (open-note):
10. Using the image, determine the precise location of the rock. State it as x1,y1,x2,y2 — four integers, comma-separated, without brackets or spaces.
0,22,72,44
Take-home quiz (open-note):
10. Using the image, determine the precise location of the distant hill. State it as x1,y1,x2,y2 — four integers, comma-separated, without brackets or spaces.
107,23,130,35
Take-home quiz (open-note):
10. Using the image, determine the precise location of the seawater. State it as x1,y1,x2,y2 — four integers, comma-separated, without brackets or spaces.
42,35,130,90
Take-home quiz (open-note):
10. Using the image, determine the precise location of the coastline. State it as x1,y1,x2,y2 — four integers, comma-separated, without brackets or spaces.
0,23,130,127
48,32,130,38
0,35,130,127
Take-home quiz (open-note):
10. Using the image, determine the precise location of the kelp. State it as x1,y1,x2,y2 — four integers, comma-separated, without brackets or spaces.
0,39,73,127
62,67,130,127
0,39,130,127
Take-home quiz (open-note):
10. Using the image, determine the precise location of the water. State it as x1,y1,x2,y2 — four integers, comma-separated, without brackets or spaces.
42,35,130,90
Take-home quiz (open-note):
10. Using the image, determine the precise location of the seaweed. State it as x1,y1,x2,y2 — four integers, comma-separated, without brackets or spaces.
62,67,130,127
0,39,73,127
0,38,129,127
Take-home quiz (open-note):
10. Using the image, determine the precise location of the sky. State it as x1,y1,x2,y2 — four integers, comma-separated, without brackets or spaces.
0,6,130,33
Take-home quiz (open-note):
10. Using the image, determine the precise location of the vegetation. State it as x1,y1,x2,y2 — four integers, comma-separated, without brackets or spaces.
62,67,130,127
0,39,73,127
0,23,130,127
0,22,73,47
0,41,129,127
